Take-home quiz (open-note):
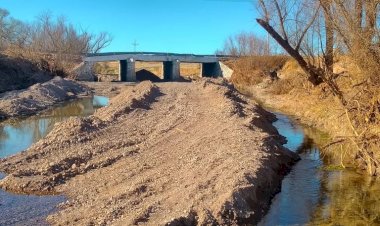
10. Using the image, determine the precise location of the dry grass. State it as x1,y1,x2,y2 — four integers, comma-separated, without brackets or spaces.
180,63,201,78
226,55,290,87
269,79,299,95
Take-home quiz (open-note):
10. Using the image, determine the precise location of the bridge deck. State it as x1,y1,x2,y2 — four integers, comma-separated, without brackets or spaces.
84,52,229,63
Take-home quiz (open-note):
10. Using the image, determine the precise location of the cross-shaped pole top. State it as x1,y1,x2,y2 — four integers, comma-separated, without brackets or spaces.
132,40,139,52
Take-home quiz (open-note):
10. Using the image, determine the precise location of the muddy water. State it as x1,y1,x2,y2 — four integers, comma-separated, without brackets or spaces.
259,113,380,225
0,96,109,225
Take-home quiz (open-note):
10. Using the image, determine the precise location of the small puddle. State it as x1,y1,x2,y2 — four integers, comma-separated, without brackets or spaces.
0,95,109,225
259,113,380,225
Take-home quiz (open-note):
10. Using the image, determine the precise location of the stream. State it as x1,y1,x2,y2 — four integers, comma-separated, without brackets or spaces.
259,113,380,225
0,96,109,225
0,94,379,225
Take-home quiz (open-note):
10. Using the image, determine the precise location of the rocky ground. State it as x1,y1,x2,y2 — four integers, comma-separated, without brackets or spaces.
0,77,91,119
0,79,298,225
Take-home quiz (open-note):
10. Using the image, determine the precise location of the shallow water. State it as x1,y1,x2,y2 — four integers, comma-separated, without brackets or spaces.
0,95,109,225
0,96,109,158
259,113,380,225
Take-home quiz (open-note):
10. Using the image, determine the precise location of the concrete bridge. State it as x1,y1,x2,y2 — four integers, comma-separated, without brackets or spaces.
83,52,232,82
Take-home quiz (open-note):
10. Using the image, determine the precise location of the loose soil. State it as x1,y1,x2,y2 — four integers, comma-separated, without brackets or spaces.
0,77,91,120
0,79,298,225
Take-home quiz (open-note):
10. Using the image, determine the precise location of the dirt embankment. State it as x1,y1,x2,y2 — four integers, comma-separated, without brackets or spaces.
0,77,91,120
0,54,53,94
0,79,298,225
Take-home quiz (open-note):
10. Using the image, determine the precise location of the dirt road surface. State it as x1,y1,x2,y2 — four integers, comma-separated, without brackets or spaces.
0,79,298,225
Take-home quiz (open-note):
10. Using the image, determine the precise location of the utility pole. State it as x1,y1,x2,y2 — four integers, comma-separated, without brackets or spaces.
132,40,139,52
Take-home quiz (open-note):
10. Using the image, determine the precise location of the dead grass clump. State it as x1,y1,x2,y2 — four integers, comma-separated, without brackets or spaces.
227,55,290,87
269,79,295,95
281,59,304,77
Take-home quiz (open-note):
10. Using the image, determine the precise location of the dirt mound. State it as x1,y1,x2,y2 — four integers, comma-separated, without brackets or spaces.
95,81,160,121
0,79,298,225
0,77,91,119
136,69,162,82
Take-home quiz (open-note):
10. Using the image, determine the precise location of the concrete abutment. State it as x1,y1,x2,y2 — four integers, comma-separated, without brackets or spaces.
200,62,222,78
119,59,136,82
163,60,180,81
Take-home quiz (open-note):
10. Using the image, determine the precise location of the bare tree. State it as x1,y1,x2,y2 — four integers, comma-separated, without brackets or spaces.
319,0,380,175
320,0,334,75
29,13,112,55
0,9,113,78
257,0,380,175
218,31,270,56
0,8,29,50
325,0,380,72
90,32,112,53
256,0,327,86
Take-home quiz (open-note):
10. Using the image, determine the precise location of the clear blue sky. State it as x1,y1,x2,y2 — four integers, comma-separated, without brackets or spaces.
1,0,264,54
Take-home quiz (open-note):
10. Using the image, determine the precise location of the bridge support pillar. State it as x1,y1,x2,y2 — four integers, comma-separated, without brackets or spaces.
163,60,180,81
200,62,222,78
119,58,136,82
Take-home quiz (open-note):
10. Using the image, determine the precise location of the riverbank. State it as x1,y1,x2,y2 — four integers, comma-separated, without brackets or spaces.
228,56,379,174
258,112,380,225
243,80,356,168
0,79,298,225
0,77,91,120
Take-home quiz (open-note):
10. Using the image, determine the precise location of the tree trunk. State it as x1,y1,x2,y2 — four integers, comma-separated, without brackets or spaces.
353,0,364,50
355,0,364,30
364,0,378,43
322,0,334,74
256,18,323,85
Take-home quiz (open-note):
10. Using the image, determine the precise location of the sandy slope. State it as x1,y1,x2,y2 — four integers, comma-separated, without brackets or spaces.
0,79,298,225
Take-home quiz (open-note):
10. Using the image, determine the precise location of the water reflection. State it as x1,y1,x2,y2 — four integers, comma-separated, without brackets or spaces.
0,96,108,158
92,95,109,108
0,96,108,225
311,170,380,225
259,113,380,226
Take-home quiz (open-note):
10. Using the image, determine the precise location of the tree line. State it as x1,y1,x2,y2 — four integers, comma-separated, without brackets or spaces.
0,8,111,55
0,8,112,77
216,31,271,56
